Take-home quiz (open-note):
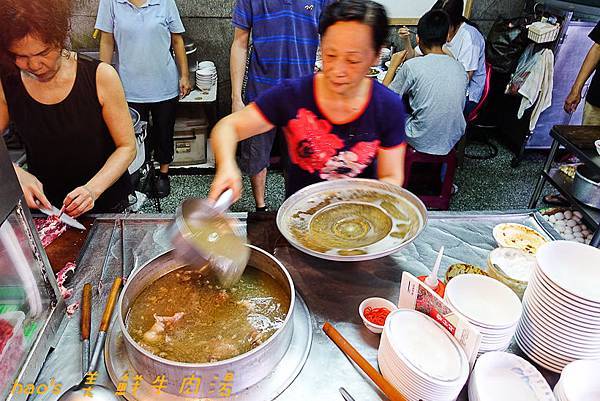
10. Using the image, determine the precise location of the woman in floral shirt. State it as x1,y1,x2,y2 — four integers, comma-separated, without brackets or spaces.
210,0,407,201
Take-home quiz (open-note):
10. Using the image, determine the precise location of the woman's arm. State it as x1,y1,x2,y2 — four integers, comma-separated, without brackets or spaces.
208,104,275,202
377,143,406,187
171,33,192,98
99,31,115,64
62,62,136,217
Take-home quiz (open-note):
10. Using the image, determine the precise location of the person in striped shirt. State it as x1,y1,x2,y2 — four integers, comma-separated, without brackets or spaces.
230,0,334,211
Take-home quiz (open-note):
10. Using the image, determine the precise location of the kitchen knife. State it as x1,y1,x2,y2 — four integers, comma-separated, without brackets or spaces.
39,205,86,230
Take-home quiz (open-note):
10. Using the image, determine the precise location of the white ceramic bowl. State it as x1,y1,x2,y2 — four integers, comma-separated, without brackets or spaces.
595,139,600,156
445,274,522,328
197,60,215,70
536,240,600,303
358,297,397,334
559,359,600,401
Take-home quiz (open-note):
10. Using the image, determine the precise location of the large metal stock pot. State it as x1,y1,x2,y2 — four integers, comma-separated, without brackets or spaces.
116,245,296,396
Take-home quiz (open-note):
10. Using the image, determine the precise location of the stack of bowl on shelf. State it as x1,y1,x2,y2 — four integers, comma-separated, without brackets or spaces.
469,352,555,401
196,61,217,91
554,359,600,401
515,241,600,372
445,274,522,355
377,309,469,401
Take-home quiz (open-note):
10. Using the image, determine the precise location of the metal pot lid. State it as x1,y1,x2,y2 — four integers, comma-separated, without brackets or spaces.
276,178,427,261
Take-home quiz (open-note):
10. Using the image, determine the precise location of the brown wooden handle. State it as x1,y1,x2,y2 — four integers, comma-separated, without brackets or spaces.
323,322,407,401
100,277,122,332
81,283,92,340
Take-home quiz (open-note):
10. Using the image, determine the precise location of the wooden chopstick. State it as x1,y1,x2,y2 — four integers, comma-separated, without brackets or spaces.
81,283,92,340
100,277,122,332
323,322,408,401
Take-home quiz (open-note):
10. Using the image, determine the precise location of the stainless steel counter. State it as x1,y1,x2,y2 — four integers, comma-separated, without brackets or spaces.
31,211,560,401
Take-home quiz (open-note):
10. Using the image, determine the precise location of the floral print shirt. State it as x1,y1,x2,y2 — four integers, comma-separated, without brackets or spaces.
254,74,407,197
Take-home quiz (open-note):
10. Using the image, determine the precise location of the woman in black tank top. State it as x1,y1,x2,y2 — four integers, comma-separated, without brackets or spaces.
0,0,136,217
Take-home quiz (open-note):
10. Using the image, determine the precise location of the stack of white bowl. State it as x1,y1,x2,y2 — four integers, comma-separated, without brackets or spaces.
378,309,469,401
468,352,555,401
515,241,600,373
445,274,522,355
554,359,600,401
196,61,217,90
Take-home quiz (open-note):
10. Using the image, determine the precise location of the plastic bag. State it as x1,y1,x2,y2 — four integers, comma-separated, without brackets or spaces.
505,44,539,95
486,16,533,74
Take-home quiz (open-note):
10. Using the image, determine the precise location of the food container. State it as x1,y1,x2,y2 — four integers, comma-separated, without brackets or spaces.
0,311,25,391
572,165,600,209
117,246,295,396
486,248,534,299
358,297,397,334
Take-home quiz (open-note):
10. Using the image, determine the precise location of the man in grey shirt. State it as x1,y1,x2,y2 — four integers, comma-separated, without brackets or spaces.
384,9,468,156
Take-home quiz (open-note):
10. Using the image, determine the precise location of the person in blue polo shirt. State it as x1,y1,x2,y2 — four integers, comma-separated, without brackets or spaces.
95,0,192,198
230,0,334,211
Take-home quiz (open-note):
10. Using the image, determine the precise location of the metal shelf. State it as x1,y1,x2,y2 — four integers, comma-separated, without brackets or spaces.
544,168,600,229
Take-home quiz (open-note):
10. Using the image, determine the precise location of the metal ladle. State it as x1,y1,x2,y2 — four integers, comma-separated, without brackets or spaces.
58,278,122,401
171,189,250,287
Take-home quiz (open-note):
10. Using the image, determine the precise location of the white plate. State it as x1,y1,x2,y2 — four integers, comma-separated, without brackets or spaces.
536,241,600,303
514,330,567,373
379,352,462,400
527,278,600,322
518,318,600,357
379,350,454,401
560,359,600,401
379,331,464,390
276,179,427,262
525,283,600,328
384,309,468,384
515,328,598,364
531,268,600,312
471,352,555,401
521,304,600,347
524,287,600,332
445,274,522,328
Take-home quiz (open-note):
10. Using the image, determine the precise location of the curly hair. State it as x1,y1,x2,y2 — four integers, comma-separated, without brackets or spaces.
0,0,72,69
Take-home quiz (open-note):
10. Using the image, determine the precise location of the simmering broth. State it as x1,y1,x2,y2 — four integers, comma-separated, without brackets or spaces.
126,266,290,363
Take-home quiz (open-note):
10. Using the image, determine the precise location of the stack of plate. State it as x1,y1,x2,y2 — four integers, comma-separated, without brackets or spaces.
468,352,555,401
378,309,469,401
196,61,217,90
554,359,600,401
445,274,522,355
515,241,600,373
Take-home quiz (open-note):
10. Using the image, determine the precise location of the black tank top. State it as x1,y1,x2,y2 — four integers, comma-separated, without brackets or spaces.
1,56,132,212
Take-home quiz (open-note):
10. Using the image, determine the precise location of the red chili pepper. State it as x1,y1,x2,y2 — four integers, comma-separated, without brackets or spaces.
363,306,391,326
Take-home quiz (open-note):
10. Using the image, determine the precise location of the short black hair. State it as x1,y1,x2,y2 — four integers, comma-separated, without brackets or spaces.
319,0,389,52
431,0,464,29
417,10,450,49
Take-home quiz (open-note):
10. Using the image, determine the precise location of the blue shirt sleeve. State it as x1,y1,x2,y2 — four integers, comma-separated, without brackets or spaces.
166,0,185,33
376,84,407,148
95,0,114,33
253,81,295,127
232,0,252,30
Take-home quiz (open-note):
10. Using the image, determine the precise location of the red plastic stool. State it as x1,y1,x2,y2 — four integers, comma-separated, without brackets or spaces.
404,146,457,210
